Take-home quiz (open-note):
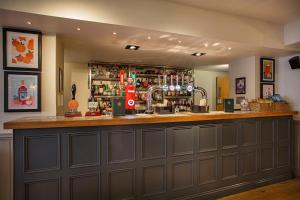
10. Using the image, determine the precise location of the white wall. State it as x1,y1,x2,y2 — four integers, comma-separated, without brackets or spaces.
229,56,259,108
284,19,300,45
278,54,300,119
64,62,89,113
194,69,228,111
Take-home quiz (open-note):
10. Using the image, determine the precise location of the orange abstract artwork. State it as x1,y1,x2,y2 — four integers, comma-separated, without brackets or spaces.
5,28,40,70
11,37,35,65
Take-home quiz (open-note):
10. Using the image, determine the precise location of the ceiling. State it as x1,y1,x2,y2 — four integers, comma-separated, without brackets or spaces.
162,0,300,24
0,9,299,71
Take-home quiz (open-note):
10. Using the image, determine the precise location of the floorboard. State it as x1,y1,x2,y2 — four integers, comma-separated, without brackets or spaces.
219,178,300,200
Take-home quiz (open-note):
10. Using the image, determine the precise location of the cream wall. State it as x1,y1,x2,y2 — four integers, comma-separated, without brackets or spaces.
0,28,59,134
64,62,89,113
228,56,259,109
277,54,300,119
0,27,62,200
194,69,228,111
0,0,286,50
56,36,64,116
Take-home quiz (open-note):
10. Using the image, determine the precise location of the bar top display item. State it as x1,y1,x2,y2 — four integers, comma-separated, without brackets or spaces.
125,77,136,115
224,98,234,112
65,83,82,117
85,85,101,116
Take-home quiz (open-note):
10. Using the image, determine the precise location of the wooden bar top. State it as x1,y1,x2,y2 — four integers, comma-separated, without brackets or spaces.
3,111,298,130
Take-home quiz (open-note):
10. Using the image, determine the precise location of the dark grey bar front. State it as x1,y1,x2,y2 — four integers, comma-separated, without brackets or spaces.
14,116,293,200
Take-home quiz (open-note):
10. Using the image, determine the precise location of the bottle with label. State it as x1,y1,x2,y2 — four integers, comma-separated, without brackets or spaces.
99,81,103,95
18,80,27,105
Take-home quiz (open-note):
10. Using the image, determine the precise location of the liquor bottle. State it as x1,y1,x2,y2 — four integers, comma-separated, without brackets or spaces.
116,83,121,96
18,80,27,105
99,81,104,95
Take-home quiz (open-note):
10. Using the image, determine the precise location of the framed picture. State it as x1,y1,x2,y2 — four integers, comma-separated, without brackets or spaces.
4,71,41,112
59,68,64,92
3,28,42,71
235,77,246,94
260,83,274,99
260,58,275,82
236,96,245,104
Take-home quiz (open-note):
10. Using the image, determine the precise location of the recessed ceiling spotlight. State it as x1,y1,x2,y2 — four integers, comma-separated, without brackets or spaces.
147,36,151,40
76,27,81,31
191,52,206,56
125,45,140,50
26,21,32,25
178,40,182,43
113,32,117,35
159,34,170,39
228,47,232,50
204,43,209,47
212,42,220,46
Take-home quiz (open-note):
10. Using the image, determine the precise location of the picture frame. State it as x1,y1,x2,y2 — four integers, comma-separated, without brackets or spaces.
260,83,274,99
236,96,245,104
59,68,64,93
4,71,41,112
235,77,246,94
3,28,42,71
260,58,275,82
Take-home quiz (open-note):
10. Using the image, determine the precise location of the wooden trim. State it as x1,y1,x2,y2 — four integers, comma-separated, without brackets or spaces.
3,111,298,130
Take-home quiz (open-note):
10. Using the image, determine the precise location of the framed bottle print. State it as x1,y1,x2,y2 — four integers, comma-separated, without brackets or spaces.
4,71,41,112
260,58,275,82
260,83,274,99
3,28,42,71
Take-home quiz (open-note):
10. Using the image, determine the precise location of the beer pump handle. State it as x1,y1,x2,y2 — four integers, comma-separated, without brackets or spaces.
158,75,161,87
71,84,76,100
91,85,95,100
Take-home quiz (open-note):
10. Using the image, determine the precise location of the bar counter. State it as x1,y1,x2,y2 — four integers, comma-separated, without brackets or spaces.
4,111,297,129
6,111,297,200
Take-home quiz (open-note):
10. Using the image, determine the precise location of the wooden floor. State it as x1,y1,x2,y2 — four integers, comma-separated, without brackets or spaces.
219,178,300,200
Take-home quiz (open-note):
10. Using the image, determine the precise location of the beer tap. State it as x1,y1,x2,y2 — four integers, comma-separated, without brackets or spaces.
162,75,168,92
175,75,181,91
169,75,175,91
145,75,168,114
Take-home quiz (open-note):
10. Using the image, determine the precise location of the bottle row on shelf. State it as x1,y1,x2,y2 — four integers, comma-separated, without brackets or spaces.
88,62,194,114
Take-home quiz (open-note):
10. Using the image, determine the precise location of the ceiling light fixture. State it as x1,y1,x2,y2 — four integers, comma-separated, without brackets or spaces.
204,43,208,47
26,21,32,25
113,32,117,35
125,45,140,50
159,34,170,39
147,36,151,40
212,42,220,46
228,47,232,50
76,27,81,31
178,40,182,43
191,52,206,56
